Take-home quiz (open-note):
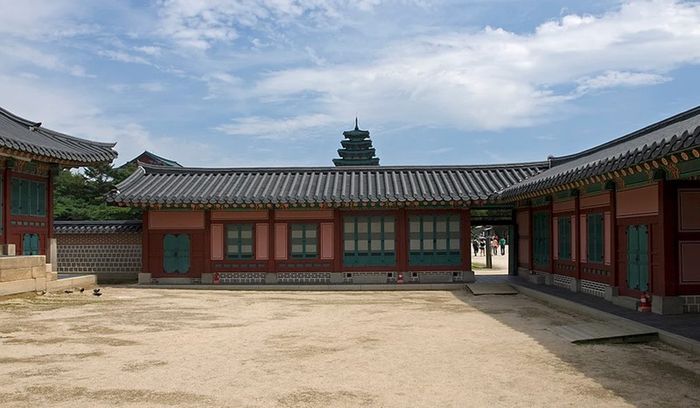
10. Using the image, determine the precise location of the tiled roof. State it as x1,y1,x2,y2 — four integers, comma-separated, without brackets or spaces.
109,162,548,207
130,151,182,167
54,220,142,234
0,107,117,165
499,105,700,199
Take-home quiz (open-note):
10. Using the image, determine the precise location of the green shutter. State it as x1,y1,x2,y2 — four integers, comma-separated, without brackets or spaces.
344,216,396,266
163,234,178,273
37,182,46,216
22,234,39,255
588,213,604,263
533,212,550,266
558,216,571,260
626,225,650,292
177,234,190,273
11,178,19,215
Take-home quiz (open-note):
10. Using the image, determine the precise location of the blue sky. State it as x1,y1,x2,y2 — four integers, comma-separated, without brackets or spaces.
1,0,699,167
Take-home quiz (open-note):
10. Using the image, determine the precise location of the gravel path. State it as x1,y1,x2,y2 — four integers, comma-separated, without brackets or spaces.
0,288,699,407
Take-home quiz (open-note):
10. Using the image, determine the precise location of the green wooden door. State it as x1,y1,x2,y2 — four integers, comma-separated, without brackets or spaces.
626,225,649,292
163,234,190,274
22,234,39,255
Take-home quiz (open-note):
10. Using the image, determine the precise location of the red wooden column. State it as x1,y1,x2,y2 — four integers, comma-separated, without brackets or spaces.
2,165,9,246
203,209,211,275
142,210,150,276
528,205,534,272
396,207,408,274
461,207,471,272
574,193,581,281
609,185,618,288
333,208,342,272
267,209,276,273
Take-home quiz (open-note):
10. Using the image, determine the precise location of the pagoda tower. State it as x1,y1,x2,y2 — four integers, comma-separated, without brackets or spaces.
333,118,380,166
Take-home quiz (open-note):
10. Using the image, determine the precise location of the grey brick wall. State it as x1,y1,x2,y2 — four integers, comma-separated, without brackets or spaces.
56,233,142,283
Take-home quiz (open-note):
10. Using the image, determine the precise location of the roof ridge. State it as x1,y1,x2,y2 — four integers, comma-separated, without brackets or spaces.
548,105,700,167
0,106,117,148
138,161,551,175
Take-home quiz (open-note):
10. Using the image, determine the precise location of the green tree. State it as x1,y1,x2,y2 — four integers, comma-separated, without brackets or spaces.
53,162,141,220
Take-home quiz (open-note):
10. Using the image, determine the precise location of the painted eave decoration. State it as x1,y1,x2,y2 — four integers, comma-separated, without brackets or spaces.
108,163,548,209
0,107,118,165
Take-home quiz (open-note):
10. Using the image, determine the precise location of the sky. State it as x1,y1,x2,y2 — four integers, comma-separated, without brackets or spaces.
1,0,700,167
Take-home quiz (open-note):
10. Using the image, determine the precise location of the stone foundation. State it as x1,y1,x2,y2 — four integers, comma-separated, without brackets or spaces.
0,255,92,297
681,296,700,313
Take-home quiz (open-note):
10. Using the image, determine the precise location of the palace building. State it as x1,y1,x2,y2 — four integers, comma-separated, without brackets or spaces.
0,107,117,256
110,107,700,314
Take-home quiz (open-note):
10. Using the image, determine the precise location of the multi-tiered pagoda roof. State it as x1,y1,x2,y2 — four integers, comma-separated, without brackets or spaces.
333,119,380,166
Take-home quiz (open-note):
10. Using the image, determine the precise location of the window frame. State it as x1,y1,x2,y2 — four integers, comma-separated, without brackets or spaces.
289,223,319,259
225,223,255,260
10,177,47,217
408,214,461,266
342,215,396,266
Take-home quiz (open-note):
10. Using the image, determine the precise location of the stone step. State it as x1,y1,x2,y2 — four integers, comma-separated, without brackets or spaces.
611,295,640,311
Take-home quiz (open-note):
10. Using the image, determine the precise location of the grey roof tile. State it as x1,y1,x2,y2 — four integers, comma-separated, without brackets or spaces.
0,107,117,164
110,163,548,206
500,105,700,198
54,220,142,234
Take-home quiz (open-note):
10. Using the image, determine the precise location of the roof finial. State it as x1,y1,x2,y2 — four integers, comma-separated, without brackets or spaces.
354,117,359,131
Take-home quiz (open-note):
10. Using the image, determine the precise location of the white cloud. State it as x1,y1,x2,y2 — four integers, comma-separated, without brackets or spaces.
134,45,162,56
0,43,92,77
98,50,152,65
228,0,700,133
216,113,336,139
576,71,671,93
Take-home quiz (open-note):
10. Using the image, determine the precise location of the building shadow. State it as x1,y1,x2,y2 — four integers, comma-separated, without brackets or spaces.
447,288,700,407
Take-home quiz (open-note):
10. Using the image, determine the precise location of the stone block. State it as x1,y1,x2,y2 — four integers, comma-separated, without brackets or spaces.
352,273,387,284
604,286,619,301
201,273,213,284
611,295,639,311
329,272,344,284
529,274,546,284
651,296,684,315
265,273,278,284
544,273,554,286
0,279,36,296
154,277,192,284
31,265,46,278
0,244,16,256
463,270,476,283
34,277,46,292
569,278,580,293
0,267,33,282
0,255,45,270
47,275,96,292
138,273,152,284
46,272,58,281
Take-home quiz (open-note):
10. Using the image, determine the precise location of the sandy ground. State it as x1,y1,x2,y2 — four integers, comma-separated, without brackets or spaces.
0,288,699,408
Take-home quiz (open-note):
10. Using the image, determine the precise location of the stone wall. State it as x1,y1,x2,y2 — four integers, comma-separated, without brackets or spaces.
55,221,142,283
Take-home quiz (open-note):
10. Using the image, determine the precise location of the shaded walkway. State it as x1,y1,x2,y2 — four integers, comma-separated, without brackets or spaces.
497,275,700,343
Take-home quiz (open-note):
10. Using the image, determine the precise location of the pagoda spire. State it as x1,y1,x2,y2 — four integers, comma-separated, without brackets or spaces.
333,119,380,167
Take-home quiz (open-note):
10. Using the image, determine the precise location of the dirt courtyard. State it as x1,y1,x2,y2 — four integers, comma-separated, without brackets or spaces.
1,288,699,407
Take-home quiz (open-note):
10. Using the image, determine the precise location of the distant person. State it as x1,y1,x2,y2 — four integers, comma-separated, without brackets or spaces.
491,237,499,255
479,238,486,256
499,237,506,255
472,239,480,257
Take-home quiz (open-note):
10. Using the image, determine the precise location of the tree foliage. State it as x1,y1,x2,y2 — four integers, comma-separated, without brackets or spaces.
53,162,142,220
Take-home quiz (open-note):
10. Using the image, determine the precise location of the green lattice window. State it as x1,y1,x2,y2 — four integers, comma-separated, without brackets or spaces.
10,178,46,217
226,224,254,260
408,215,461,265
290,224,318,259
343,216,396,266
533,211,550,267
587,213,604,263
558,216,572,261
